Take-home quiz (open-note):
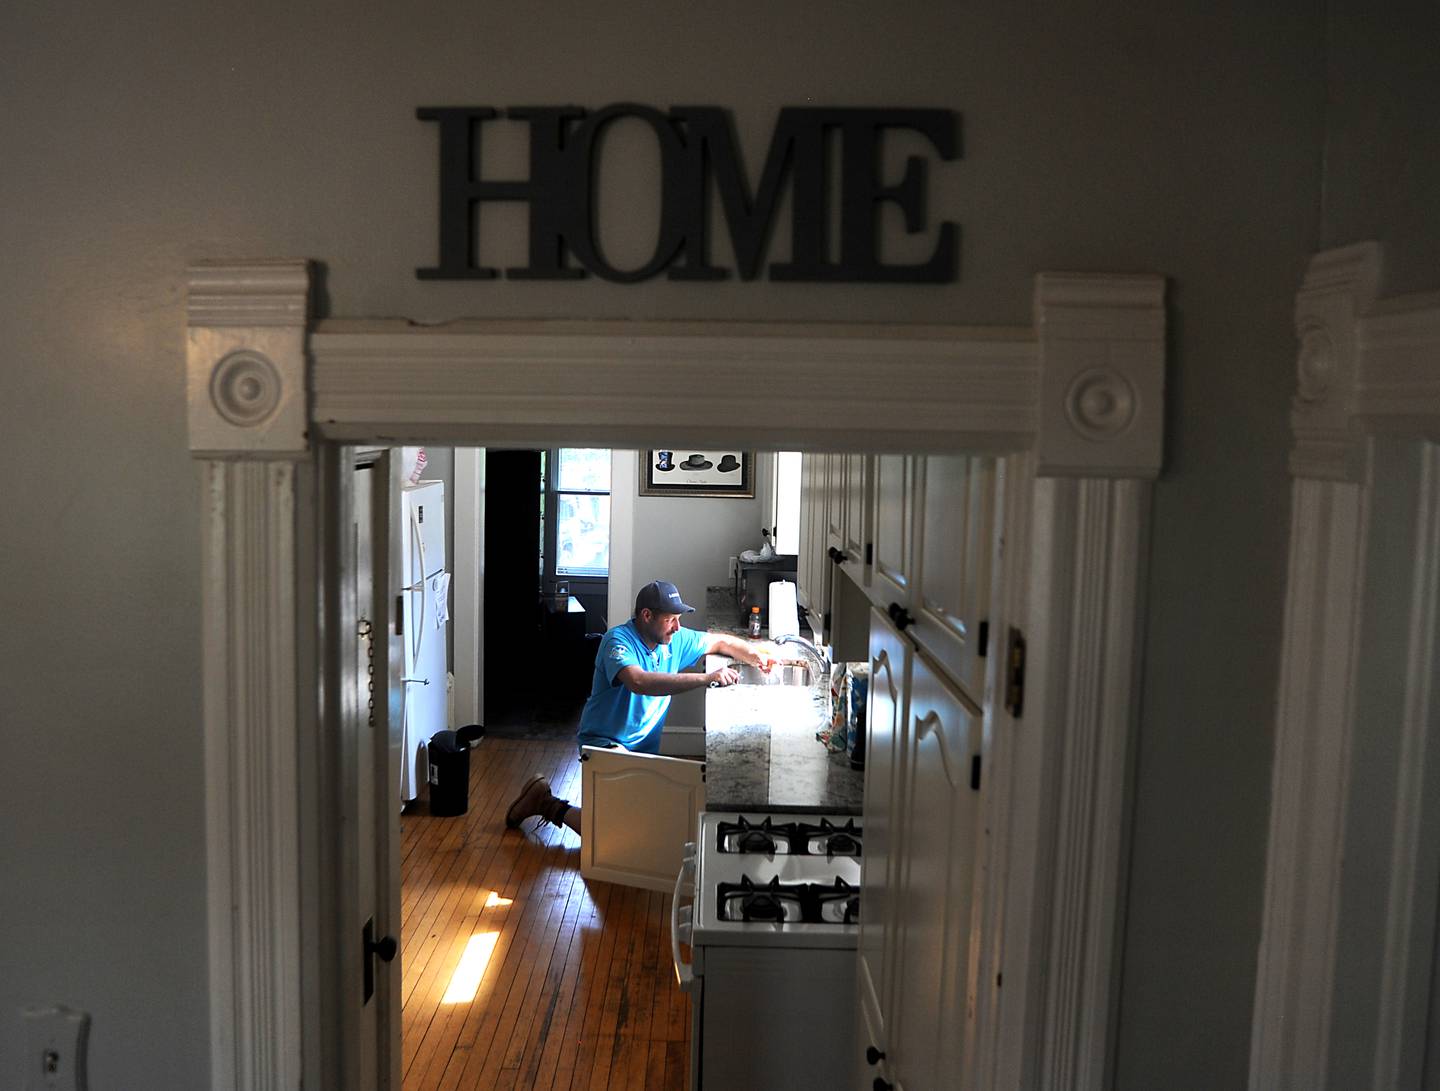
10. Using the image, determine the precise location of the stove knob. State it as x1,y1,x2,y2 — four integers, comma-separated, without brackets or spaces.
865,1046,886,1066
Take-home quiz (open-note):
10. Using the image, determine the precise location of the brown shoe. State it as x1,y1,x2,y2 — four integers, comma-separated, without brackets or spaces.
505,774,554,828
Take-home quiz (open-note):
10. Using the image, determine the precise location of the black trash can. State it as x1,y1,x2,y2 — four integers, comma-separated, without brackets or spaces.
427,724,485,817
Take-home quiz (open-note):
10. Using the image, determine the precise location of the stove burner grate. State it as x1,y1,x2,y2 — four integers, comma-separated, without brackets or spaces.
715,874,863,926
717,815,864,856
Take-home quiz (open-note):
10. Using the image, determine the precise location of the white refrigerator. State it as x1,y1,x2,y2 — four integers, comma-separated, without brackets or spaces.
400,480,449,804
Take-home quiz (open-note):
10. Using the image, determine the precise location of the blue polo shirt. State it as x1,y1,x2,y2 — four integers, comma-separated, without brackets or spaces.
576,620,710,754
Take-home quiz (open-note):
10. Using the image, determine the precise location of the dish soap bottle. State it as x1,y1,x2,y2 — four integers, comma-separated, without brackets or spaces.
748,604,763,637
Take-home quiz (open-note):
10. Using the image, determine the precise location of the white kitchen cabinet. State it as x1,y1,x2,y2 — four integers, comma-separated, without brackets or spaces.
910,454,1000,699
870,453,918,609
857,607,911,1070
825,453,869,568
891,647,984,1091
797,452,830,617
843,453,869,565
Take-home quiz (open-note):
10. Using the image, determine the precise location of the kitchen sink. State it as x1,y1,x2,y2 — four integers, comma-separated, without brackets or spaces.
730,662,813,687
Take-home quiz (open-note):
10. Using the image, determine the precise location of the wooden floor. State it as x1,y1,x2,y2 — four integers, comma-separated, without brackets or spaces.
401,738,691,1091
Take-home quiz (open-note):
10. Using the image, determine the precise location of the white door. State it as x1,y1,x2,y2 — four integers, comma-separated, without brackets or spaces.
351,452,402,1091
579,745,706,892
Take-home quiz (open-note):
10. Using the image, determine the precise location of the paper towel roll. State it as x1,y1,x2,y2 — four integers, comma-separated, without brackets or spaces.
767,580,800,639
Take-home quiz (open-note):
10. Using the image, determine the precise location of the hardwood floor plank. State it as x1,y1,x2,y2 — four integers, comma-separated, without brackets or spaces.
400,737,690,1090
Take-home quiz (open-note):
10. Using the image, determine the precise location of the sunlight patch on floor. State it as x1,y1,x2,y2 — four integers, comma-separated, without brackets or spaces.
483,891,513,908
441,932,500,1004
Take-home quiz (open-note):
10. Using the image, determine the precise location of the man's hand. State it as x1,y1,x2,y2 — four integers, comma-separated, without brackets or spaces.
706,665,740,688
752,642,781,673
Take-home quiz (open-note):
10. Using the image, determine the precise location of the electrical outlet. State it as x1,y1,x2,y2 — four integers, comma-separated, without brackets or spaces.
728,555,738,579
22,1005,88,1091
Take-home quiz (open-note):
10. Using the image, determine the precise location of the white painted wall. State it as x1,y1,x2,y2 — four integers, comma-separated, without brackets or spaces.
1,1,1435,1086
608,450,769,729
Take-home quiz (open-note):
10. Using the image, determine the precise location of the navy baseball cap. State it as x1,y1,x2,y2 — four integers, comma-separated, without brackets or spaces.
635,579,696,615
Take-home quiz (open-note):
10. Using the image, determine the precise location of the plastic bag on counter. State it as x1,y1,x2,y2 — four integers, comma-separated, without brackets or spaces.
813,663,849,752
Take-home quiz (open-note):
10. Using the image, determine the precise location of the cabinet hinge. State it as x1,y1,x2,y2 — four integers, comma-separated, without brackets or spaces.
970,753,982,791
977,619,989,658
865,541,873,566
1004,627,1026,718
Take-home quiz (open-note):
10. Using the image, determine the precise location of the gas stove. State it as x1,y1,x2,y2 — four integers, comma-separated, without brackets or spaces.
677,811,864,1088
691,811,862,948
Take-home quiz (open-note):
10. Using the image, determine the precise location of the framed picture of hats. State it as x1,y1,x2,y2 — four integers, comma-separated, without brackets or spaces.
640,450,755,497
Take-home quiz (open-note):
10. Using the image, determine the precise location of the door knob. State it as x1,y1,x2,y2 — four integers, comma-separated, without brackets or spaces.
873,1079,893,1091
362,918,397,1004
866,1045,886,1065
367,934,398,962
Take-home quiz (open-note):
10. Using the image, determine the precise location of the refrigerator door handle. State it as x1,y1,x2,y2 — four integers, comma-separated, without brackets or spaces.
670,843,699,993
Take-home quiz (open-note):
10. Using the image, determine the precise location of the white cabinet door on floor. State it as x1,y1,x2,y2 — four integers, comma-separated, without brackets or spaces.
871,453,918,609
858,607,912,1060
911,455,1000,698
892,651,984,1091
579,746,705,893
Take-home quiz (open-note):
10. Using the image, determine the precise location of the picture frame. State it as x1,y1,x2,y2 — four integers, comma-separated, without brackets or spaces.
640,450,755,497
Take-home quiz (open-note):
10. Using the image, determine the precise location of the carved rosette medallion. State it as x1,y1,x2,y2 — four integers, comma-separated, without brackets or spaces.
1065,368,1136,441
209,350,283,427
1295,325,1334,406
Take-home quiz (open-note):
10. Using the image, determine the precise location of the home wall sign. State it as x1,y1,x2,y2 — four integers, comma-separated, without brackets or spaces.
416,105,959,284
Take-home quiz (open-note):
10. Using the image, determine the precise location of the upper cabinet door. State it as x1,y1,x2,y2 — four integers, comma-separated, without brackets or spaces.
825,452,847,556
892,651,983,1091
858,606,912,1053
797,452,817,611
870,454,917,609
911,455,1001,699
843,454,869,565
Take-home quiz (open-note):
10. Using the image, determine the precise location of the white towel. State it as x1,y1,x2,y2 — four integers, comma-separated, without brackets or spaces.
767,580,800,639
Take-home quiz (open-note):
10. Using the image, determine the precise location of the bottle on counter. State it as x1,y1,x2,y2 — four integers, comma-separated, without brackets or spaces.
748,604,763,637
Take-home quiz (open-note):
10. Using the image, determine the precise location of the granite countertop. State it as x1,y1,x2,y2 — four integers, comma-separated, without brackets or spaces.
703,654,865,816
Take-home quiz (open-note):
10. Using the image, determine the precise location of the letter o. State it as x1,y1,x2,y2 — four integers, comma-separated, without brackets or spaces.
566,103,686,283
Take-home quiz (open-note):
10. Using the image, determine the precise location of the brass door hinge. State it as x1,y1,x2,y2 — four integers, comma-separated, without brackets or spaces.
1004,627,1026,718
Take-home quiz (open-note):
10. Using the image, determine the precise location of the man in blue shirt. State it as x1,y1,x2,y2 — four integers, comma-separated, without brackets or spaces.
505,578,776,832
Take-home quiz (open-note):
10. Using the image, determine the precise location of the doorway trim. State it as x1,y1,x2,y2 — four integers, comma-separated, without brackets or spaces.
187,262,1165,1089
1250,242,1440,1089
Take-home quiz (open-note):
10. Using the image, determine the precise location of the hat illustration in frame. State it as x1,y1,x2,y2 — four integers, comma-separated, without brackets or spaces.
640,450,754,497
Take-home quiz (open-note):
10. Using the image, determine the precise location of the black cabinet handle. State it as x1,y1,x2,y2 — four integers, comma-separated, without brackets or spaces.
887,602,914,631
828,546,846,565
873,1079,893,1091
367,934,398,962
866,1045,886,1066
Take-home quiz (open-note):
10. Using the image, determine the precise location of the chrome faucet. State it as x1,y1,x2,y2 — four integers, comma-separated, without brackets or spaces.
774,633,832,676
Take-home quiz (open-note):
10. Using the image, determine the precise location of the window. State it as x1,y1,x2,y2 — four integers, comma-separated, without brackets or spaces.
550,448,611,577
772,451,802,555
